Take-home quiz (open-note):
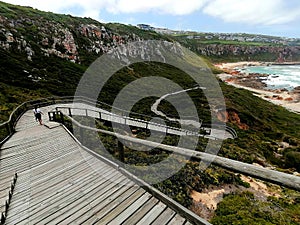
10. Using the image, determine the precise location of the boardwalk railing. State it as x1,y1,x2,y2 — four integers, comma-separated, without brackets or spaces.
0,96,237,146
0,96,78,145
53,106,204,138
49,110,300,192
0,173,17,225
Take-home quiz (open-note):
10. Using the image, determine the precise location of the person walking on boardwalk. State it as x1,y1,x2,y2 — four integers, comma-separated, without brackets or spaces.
33,105,43,125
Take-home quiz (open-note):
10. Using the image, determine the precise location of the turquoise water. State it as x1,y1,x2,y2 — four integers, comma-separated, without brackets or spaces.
240,65,300,90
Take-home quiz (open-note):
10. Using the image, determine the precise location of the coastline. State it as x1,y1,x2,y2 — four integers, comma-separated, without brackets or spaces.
215,62,300,114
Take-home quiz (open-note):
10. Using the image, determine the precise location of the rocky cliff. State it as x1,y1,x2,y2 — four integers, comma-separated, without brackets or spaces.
0,1,164,95
0,4,146,65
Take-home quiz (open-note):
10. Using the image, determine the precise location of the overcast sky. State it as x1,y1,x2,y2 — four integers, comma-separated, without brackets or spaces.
2,0,300,38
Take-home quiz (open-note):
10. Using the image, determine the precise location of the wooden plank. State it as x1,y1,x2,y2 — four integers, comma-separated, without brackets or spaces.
10,155,95,201
151,207,176,225
167,213,187,225
80,185,140,225
42,175,129,225
6,163,117,222
23,174,129,225
6,170,106,224
135,201,167,225
106,192,152,225
122,197,159,225
94,188,147,224
57,180,134,224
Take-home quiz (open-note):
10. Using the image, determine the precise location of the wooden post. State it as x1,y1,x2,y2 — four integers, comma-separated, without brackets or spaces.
11,183,14,192
117,140,125,163
5,201,9,215
79,127,84,145
60,112,65,125
1,212,5,224
8,191,12,204
5,123,11,136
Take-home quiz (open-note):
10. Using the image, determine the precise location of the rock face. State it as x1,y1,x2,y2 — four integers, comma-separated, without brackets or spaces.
194,44,300,62
217,109,249,130
0,12,141,65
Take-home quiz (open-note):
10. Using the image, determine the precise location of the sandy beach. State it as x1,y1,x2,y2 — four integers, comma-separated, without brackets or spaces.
215,62,300,114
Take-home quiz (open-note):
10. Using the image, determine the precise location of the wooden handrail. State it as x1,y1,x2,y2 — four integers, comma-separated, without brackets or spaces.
0,95,237,146
54,111,300,191
54,106,203,138
0,96,80,145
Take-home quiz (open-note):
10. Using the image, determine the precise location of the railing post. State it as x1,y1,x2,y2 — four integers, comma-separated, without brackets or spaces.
5,123,11,136
60,112,65,125
79,127,84,145
8,191,12,204
5,200,9,215
68,108,72,117
1,212,5,224
117,140,125,163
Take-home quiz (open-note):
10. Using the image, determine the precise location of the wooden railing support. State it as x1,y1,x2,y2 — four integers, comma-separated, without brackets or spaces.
0,172,18,224
117,140,125,163
1,212,5,225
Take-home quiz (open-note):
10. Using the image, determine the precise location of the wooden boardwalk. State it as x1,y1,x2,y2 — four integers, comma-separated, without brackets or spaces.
0,106,209,224
55,103,236,140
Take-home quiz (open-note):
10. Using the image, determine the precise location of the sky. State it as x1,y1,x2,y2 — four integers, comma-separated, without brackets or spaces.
2,0,300,38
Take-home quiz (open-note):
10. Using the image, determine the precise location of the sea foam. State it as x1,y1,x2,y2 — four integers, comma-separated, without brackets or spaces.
243,65,300,90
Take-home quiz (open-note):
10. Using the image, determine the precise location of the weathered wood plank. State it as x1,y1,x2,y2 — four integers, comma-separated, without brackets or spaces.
95,189,148,224
151,207,176,225
106,192,151,224
167,213,187,225
81,185,140,225
28,175,129,224
61,181,134,224
122,197,160,225
135,201,167,225
6,163,116,223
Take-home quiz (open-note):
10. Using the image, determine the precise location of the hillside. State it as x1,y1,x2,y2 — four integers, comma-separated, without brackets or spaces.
174,35,300,62
0,1,168,121
0,2,300,224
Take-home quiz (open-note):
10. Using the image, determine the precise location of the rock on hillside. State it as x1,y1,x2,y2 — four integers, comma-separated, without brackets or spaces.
0,2,160,66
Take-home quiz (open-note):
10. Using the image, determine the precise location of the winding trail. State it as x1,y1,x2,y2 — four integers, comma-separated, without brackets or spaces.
150,87,234,139
151,86,203,128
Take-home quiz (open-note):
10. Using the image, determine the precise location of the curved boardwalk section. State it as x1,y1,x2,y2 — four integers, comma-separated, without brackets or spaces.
0,107,208,225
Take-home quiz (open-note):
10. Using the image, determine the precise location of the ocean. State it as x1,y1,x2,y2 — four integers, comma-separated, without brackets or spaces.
240,65,300,91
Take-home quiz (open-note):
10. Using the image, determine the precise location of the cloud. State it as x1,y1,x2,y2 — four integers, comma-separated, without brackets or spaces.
2,0,300,26
3,0,209,17
2,0,109,18
203,0,300,25
106,0,208,15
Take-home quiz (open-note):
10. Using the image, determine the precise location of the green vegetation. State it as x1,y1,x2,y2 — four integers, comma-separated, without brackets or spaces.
219,83,300,170
211,191,300,225
192,39,281,46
